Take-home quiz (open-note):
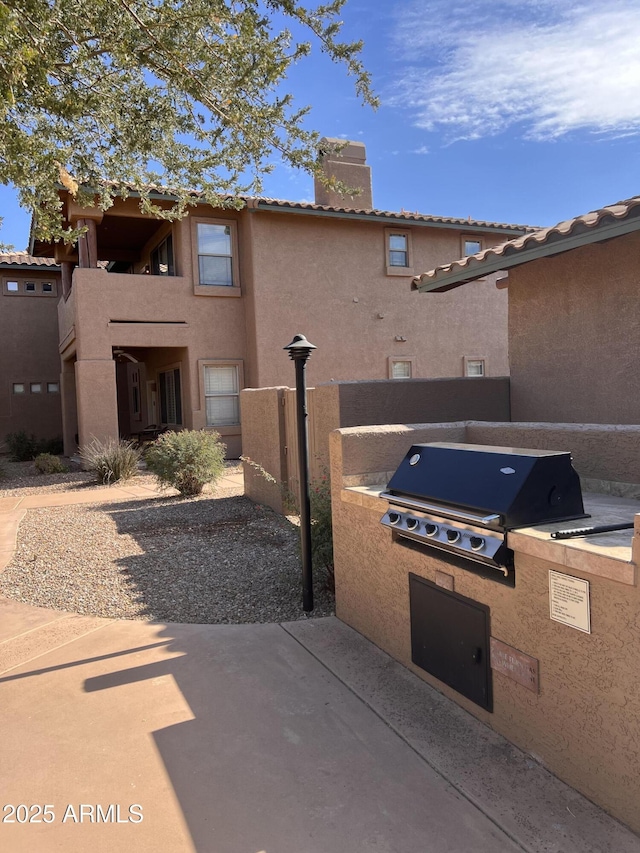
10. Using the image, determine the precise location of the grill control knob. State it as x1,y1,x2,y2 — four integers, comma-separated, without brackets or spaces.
469,536,485,552
446,529,461,544
388,512,401,525
424,522,439,536
405,517,420,531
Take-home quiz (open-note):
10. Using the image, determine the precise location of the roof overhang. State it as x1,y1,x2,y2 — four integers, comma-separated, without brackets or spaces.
415,198,640,293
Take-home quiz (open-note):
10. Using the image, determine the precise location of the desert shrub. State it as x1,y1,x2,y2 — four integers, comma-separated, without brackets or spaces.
6,431,40,461
145,429,226,496
39,436,64,456
309,473,334,590
34,453,69,475
80,437,141,485
5,432,65,461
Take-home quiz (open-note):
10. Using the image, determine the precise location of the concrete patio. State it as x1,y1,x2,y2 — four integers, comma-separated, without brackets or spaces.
1,477,639,852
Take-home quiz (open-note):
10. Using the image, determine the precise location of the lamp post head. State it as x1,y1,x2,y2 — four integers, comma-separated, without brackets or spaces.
284,333,317,362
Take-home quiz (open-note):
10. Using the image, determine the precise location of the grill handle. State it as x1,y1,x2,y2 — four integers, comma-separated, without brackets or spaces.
379,492,502,527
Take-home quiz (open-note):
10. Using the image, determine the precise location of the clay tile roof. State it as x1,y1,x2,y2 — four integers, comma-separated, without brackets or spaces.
247,196,535,233
0,252,59,267
414,196,640,292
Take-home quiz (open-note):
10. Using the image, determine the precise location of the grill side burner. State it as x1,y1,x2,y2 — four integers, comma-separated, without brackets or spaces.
380,442,588,578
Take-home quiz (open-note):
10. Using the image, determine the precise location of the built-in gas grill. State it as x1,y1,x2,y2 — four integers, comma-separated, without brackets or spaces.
381,442,588,580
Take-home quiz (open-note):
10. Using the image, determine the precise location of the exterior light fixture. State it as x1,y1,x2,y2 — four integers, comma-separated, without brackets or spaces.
283,334,317,612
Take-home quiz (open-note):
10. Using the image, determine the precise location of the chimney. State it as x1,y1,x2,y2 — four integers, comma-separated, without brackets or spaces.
314,138,373,209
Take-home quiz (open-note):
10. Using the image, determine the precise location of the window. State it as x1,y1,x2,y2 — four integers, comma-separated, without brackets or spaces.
30,383,42,393
388,356,415,379
197,223,234,286
6,281,18,292
464,357,486,377
159,368,182,425
385,228,413,275
42,282,53,293
463,237,482,255
204,365,239,426
150,233,175,276
47,382,60,393
388,234,408,267
25,282,36,292
12,383,25,394
392,360,412,379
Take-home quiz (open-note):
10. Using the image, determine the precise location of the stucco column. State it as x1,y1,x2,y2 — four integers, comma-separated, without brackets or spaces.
75,359,119,449
60,360,79,457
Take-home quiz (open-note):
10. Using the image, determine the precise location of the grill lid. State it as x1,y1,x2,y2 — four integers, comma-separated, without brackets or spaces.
386,442,587,529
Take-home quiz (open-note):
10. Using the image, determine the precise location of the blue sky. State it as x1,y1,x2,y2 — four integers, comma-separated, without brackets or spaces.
2,0,640,249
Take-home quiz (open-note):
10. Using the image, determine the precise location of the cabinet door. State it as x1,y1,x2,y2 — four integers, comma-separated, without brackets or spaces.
409,573,492,711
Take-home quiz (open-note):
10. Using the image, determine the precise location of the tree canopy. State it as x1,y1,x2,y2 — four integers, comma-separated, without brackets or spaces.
0,0,376,240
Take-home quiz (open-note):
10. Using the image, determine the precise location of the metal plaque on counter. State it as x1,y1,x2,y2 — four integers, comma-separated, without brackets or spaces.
549,570,591,634
490,638,539,693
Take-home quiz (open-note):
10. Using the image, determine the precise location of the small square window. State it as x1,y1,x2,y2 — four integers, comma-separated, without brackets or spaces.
464,239,482,255
6,281,18,292
25,282,36,292
30,383,42,393
465,358,485,377
42,282,53,293
12,383,25,394
47,382,60,393
392,361,412,379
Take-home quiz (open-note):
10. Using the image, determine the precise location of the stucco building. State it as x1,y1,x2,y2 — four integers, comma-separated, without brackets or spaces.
0,254,63,442
414,194,640,424
28,141,532,457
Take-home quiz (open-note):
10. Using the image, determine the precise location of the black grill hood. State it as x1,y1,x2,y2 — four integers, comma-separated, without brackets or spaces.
386,442,587,529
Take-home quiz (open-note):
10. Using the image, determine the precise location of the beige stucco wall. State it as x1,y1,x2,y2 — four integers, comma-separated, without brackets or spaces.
508,231,640,424
330,425,640,832
240,387,289,512
245,212,510,387
0,269,63,442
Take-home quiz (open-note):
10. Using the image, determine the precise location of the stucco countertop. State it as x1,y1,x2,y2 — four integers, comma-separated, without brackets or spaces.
341,486,639,586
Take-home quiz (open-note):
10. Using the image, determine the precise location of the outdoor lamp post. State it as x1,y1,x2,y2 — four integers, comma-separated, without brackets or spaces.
284,333,317,613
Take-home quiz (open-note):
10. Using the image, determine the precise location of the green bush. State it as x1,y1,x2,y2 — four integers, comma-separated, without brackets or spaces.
6,431,40,461
309,473,334,590
145,430,226,496
5,431,64,461
79,437,141,485
34,453,69,475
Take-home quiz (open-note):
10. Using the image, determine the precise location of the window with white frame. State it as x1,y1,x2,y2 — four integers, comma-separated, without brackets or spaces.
197,222,235,286
385,228,413,275
388,233,408,267
204,365,240,426
391,360,412,379
464,358,485,377
388,357,415,379
463,237,482,255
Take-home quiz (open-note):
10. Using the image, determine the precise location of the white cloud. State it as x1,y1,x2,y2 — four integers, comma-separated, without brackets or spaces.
412,145,430,155
390,0,640,140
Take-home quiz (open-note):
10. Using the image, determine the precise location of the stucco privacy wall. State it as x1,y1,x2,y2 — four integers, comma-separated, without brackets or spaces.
329,424,640,833
246,211,510,387
240,387,289,512
240,380,511,511
508,230,640,424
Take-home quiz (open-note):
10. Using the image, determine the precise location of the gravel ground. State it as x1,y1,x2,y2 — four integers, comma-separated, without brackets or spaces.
0,463,335,623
